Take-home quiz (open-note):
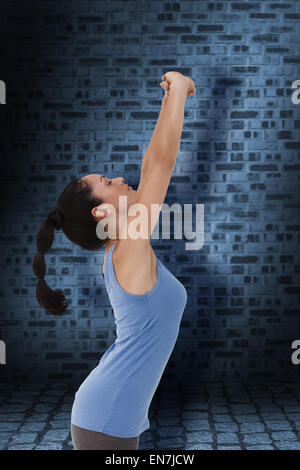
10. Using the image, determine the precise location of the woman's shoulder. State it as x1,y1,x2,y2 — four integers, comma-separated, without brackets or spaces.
111,240,158,296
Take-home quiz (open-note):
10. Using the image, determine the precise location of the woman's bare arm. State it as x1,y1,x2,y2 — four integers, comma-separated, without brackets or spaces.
115,75,193,290
137,78,189,193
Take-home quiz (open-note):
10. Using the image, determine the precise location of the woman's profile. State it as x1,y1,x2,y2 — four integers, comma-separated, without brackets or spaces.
32,71,196,450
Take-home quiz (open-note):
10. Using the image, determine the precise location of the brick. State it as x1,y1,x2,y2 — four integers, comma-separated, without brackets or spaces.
0,0,299,388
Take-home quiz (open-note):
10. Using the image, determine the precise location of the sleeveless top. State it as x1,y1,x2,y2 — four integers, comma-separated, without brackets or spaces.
71,243,187,438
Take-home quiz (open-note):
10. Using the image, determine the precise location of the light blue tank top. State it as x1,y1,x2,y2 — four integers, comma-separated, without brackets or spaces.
71,243,187,438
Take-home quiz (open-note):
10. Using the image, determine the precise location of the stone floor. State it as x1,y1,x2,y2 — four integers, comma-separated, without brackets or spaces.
0,381,300,450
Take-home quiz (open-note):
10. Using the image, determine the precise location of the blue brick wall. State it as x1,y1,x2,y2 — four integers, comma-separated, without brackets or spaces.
0,0,300,384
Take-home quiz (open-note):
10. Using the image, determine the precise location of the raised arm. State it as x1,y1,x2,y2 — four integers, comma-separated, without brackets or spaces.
119,72,195,246
137,73,195,194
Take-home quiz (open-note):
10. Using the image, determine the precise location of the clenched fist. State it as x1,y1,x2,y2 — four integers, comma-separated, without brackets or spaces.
160,71,196,98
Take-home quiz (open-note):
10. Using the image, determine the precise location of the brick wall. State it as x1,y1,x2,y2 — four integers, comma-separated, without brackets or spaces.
0,0,300,384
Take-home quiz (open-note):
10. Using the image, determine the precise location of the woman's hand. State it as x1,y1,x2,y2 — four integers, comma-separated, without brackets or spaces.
160,78,170,106
160,71,196,98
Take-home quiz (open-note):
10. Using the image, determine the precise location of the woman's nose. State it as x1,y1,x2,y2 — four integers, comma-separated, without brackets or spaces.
112,177,124,185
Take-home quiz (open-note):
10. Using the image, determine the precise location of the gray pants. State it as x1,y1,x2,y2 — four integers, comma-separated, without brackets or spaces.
71,423,140,450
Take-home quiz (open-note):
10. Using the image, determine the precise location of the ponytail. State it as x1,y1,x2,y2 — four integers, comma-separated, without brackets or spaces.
32,209,69,316
32,177,108,316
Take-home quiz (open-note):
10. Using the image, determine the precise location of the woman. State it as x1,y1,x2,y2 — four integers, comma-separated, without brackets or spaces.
32,71,196,450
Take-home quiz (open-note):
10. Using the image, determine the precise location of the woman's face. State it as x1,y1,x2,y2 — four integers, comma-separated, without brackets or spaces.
82,173,138,216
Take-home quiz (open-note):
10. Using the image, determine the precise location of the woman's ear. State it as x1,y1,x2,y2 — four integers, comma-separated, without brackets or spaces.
91,206,111,220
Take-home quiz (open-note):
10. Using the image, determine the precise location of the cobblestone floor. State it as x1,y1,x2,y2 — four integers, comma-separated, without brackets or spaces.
0,381,300,450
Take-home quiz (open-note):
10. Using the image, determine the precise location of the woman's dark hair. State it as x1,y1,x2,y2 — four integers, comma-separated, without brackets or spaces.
32,177,109,316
